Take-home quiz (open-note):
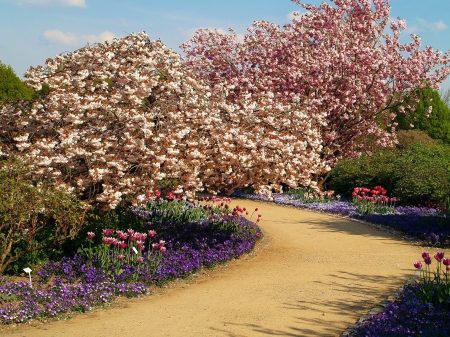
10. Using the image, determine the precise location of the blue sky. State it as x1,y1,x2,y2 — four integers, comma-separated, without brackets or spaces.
1,0,450,91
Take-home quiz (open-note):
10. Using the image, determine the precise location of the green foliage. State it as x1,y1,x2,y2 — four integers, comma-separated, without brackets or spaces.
328,142,450,205
0,158,90,274
394,88,450,144
0,61,34,103
395,129,438,150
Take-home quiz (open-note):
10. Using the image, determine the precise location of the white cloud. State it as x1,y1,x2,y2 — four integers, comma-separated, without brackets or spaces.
43,30,116,46
180,27,245,44
15,0,86,7
433,20,447,31
417,18,447,31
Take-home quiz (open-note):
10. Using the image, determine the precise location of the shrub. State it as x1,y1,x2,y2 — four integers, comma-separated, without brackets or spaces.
0,158,90,274
395,129,438,150
328,142,450,205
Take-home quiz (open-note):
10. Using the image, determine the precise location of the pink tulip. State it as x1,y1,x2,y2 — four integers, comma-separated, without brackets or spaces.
87,232,95,239
422,252,430,259
443,258,450,266
424,256,432,265
413,261,422,269
434,252,445,262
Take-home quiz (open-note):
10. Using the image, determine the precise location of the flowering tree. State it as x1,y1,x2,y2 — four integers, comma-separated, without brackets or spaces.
0,32,226,209
0,31,324,207
182,0,450,187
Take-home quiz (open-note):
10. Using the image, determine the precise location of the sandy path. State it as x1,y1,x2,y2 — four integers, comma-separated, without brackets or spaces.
5,200,430,337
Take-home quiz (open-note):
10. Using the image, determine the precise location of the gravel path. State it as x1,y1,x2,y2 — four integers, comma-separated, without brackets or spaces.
7,200,430,337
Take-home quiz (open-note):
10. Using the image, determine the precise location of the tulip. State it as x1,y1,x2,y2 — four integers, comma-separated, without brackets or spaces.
87,232,95,239
434,252,445,262
413,261,422,269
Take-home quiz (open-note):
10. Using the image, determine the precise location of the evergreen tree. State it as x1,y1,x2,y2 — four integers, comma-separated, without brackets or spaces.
394,88,450,144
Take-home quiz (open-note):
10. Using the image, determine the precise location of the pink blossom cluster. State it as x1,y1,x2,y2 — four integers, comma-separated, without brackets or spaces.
182,0,450,176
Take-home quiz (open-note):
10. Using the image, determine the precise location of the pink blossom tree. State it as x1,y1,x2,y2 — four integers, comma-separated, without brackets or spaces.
182,0,450,187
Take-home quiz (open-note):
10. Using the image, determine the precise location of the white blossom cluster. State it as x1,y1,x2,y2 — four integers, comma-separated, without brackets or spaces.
0,31,324,208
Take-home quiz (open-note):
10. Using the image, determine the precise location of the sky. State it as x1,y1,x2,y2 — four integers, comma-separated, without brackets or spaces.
1,0,450,92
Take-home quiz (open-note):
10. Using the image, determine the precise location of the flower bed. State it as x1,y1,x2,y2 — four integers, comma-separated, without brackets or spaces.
233,191,450,247
0,196,262,325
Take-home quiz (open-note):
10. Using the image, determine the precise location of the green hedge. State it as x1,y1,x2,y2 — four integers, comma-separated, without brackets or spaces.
328,142,450,205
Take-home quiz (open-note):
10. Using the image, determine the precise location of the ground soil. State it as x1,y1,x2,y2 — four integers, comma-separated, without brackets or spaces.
2,200,433,337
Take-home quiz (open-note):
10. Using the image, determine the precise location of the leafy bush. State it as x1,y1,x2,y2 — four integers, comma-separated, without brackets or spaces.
0,158,90,274
328,142,450,205
395,129,438,150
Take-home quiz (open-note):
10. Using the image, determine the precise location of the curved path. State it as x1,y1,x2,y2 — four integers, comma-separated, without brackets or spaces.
8,200,430,337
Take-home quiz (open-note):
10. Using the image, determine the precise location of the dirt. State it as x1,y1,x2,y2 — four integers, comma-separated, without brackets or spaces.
2,200,432,337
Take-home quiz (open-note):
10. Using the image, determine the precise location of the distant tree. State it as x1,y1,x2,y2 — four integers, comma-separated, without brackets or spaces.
394,88,450,144
0,61,34,103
